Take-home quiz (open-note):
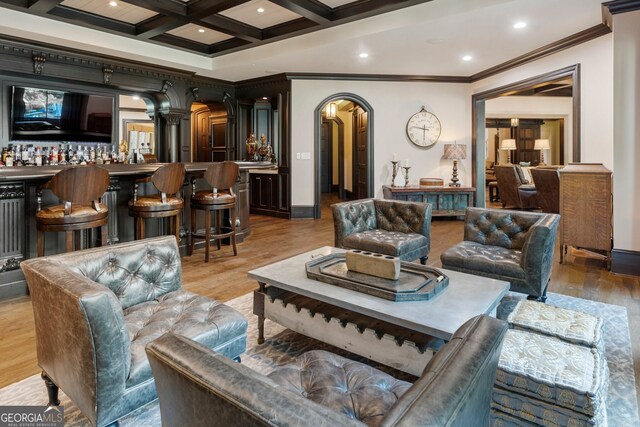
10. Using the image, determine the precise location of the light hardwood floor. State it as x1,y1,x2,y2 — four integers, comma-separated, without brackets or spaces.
1,198,638,409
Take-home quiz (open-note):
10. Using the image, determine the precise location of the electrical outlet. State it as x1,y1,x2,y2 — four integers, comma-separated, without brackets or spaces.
301,152,311,160
296,153,301,160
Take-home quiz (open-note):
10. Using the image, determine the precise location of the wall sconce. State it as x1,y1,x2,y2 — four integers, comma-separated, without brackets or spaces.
325,102,337,119
501,139,516,164
443,142,467,187
534,139,550,164
510,117,519,127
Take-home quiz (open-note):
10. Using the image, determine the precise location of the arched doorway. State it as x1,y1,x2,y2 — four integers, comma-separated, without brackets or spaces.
314,93,374,219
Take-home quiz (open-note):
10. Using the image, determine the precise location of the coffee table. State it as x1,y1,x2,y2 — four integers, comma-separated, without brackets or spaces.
249,246,510,375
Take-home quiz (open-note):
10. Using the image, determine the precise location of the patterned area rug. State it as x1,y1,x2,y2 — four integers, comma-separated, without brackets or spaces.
0,292,637,426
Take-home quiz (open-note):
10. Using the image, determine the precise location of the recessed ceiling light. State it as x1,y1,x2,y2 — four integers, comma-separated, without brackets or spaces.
257,7,265,13
462,55,473,61
262,97,268,100
359,52,369,58
513,21,527,29
109,1,117,6
198,28,205,33
132,95,140,100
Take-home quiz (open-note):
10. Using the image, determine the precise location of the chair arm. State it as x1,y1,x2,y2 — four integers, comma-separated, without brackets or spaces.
147,333,363,427
520,214,560,284
20,259,129,425
331,199,377,248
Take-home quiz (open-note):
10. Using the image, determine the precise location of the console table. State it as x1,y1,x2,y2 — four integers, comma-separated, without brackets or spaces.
382,185,475,217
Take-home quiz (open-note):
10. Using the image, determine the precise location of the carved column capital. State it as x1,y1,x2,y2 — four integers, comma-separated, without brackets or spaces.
161,80,173,93
162,112,183,125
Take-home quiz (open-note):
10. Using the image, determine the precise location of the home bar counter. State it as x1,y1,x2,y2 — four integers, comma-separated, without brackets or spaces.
0,161,276,299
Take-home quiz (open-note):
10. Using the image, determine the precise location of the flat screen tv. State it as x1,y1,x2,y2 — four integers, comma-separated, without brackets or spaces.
10,86,114,143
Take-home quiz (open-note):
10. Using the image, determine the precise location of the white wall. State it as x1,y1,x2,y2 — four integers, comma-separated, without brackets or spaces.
613,10,640,252
291,80,471,206
472,35,614,169
485,96,572,164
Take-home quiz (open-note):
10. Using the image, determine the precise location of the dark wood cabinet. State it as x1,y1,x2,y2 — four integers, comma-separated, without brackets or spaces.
250,171,290,218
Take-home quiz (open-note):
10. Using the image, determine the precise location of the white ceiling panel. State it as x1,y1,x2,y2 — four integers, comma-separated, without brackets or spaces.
167,24,234,45
219,0,302,29
61,0,158,24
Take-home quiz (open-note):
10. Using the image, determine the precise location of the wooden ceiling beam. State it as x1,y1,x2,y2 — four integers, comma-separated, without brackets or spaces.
48,5,136,35
27,0,62,13
334,0,431,21
268,0,332,24
187,0,251,20
199,15,262,42
136,15,185,39
121,0,187,17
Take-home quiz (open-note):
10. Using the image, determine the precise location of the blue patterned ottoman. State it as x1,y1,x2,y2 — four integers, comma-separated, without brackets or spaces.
507,300,604,351
491,301,609,427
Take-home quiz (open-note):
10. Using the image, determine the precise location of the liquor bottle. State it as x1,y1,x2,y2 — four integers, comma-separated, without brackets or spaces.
22,145,30,166
89,146,96,163
1,147,7,164
49,146,56,164
15,145,21,164
43,147,50,166
35,146,42,166
5,145,14,167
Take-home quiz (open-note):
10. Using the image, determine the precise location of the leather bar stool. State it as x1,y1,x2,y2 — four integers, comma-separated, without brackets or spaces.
36,165,110,257
189,161,239,262
129,163,185,242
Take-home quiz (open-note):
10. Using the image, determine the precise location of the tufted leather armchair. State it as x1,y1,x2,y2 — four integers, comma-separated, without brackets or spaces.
20,236,247,427
440,207,560,301
332,199,432,264
147,314,508,427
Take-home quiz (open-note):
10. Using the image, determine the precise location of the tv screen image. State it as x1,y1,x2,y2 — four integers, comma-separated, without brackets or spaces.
10,86,114,143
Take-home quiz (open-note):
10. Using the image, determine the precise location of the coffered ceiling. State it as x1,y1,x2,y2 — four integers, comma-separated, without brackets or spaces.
0,0,609,82
0,0,430,57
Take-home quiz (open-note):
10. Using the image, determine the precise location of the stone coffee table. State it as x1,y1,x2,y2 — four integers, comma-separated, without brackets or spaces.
249,246,509,376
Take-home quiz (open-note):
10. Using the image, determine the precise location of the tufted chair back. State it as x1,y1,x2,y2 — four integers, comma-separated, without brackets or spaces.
374,199,430,236
65,237,182,309
463,207,544,250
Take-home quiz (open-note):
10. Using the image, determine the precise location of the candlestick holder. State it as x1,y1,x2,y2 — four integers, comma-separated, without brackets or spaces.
391,161,399,186
402,166,411,186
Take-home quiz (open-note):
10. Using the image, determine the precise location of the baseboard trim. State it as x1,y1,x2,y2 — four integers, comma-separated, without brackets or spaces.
291,206,315,219
611,248,640,276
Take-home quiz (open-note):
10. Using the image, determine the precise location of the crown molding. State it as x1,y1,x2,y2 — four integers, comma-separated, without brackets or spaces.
282,73,470,83
602,0,640,14
470,24,610,82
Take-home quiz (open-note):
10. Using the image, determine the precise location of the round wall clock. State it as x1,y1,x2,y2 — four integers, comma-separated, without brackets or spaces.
406,106,441,147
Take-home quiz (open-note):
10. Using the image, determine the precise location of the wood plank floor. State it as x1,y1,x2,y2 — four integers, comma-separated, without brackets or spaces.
1,197,638,410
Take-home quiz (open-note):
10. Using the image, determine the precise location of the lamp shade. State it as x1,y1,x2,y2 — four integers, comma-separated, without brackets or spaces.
510,118,519,127
501,139,516,150
534,139,550,150
443,143,466,160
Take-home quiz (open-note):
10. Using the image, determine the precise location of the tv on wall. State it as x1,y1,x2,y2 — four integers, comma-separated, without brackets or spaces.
10,86,114,143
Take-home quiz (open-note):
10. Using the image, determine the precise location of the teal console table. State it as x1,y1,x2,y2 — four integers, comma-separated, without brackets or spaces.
382,185,475,218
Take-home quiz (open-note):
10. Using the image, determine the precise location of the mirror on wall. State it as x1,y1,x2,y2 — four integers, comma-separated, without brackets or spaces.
118,95,154,160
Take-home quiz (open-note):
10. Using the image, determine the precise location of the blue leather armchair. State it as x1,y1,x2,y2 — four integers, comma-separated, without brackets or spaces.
440,207,560,301
21,236,248,426
332,199,432,264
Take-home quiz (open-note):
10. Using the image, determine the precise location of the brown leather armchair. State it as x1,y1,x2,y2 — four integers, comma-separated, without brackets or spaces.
530,167,560,213
494,165,538,209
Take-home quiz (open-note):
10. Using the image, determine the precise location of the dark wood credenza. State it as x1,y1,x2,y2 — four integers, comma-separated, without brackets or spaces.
382,185,475,218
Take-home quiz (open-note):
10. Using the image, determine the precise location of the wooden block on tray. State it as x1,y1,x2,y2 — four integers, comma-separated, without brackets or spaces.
345,250,401,280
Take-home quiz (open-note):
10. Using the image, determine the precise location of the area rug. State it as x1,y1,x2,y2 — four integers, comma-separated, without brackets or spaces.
1,292,637,426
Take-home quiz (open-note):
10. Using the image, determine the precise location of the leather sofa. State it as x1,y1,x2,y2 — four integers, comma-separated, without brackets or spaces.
146,314,508,427
332,199,432,264
20,236,248,427
440,207,560,301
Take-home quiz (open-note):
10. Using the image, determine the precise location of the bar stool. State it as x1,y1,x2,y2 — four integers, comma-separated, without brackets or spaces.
129,163,185,242
36,165,109,257
189,162,239,262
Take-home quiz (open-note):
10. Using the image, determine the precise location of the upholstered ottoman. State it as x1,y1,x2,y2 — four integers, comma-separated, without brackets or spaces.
507,300,604,351
492,329,608,426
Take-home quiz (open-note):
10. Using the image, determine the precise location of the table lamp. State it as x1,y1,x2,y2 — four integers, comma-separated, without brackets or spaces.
443,142,466,187
501,139,516,164
534,139,550,164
